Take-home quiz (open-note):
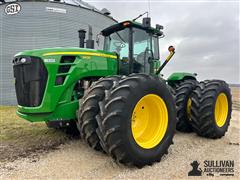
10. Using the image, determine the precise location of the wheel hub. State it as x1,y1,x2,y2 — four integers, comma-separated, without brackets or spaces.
214,93,228,127
131,94,168,149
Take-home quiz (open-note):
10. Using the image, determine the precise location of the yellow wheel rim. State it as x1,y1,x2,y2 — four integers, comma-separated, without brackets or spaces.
131,94,168,149
187,98,192,119
214,93,228,127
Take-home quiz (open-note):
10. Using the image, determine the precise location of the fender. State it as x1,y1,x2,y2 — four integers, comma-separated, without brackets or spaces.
167,72,197,82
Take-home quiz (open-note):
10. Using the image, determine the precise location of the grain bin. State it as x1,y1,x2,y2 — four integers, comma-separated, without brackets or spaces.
0,0,117,105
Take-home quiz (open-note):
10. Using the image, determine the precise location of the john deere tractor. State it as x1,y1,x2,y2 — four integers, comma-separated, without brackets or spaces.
13,17,232,167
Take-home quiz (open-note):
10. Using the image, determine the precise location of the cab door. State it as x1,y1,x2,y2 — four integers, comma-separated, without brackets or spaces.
132,28,157,74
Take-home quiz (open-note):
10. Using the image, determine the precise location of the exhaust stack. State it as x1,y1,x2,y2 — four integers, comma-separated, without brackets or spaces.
78,29,86,48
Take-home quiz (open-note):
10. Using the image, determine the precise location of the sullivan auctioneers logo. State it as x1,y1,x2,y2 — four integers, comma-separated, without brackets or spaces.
5,3,21,15
188,160,234,177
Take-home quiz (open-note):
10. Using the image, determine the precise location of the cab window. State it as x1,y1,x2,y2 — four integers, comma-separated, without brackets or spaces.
104,29,129,59
132,28,152,73
152,36,159,59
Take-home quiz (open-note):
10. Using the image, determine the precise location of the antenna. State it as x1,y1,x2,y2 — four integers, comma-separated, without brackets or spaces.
133,12,149,22
148,0,151,17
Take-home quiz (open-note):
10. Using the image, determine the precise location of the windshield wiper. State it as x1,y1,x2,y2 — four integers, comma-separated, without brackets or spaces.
116,32,126,43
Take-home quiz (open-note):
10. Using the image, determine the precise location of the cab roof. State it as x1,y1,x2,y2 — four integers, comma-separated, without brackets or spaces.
101,20,163,36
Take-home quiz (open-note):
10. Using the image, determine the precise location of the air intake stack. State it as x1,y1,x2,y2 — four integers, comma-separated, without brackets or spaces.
78,26,94,49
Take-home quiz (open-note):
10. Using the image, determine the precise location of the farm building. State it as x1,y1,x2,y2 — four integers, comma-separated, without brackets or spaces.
0,0,116,105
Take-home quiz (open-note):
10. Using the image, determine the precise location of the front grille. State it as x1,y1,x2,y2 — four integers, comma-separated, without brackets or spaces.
13,56,48,107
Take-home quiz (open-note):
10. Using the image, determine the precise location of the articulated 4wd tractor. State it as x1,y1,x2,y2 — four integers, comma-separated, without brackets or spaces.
13,17,232,167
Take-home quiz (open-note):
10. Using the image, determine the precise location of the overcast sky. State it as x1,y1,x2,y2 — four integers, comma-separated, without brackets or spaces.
86,0,239,83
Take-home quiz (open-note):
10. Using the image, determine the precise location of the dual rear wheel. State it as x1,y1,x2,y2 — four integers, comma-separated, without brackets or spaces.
171,79,232,138
191,80,232,138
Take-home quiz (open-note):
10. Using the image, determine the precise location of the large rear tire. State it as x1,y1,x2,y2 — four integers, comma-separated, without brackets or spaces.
98,74,176,167
77,76,120,151
191,80,232,138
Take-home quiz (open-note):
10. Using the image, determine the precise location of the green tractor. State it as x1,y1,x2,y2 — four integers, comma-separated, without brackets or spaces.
13,17,232,167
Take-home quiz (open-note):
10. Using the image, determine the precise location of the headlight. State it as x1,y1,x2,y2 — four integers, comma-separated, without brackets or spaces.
20,58,27,63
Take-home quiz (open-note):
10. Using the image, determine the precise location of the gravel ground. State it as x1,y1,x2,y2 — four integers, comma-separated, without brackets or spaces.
0,87,239,179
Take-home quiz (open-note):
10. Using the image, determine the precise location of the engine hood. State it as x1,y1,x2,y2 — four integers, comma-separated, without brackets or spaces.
15,47,117,59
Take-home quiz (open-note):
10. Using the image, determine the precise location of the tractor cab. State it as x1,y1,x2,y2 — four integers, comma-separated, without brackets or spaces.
101,18,164,75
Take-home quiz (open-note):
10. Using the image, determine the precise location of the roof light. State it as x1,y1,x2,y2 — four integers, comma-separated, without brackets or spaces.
123,22,130,26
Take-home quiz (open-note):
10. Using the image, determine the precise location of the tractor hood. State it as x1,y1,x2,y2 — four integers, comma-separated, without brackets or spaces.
13,47,118,122
14,47,117,60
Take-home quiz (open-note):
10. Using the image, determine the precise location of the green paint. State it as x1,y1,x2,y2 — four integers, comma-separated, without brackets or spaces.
16,48,118,122
167,72,196,81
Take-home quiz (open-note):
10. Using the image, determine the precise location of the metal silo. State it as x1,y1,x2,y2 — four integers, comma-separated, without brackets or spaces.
0,0,117,105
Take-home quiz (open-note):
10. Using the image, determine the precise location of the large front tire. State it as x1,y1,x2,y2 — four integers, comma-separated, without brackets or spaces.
98,74,176,167
77,76,120,151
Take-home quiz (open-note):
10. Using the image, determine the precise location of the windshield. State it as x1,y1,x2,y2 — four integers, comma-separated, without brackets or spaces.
103,27,160,74
103,29,129,59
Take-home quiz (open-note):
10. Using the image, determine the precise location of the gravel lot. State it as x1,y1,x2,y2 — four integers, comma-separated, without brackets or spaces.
0,87,239,179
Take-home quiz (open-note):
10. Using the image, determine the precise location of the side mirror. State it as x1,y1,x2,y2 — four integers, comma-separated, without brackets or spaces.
156,24,164,30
